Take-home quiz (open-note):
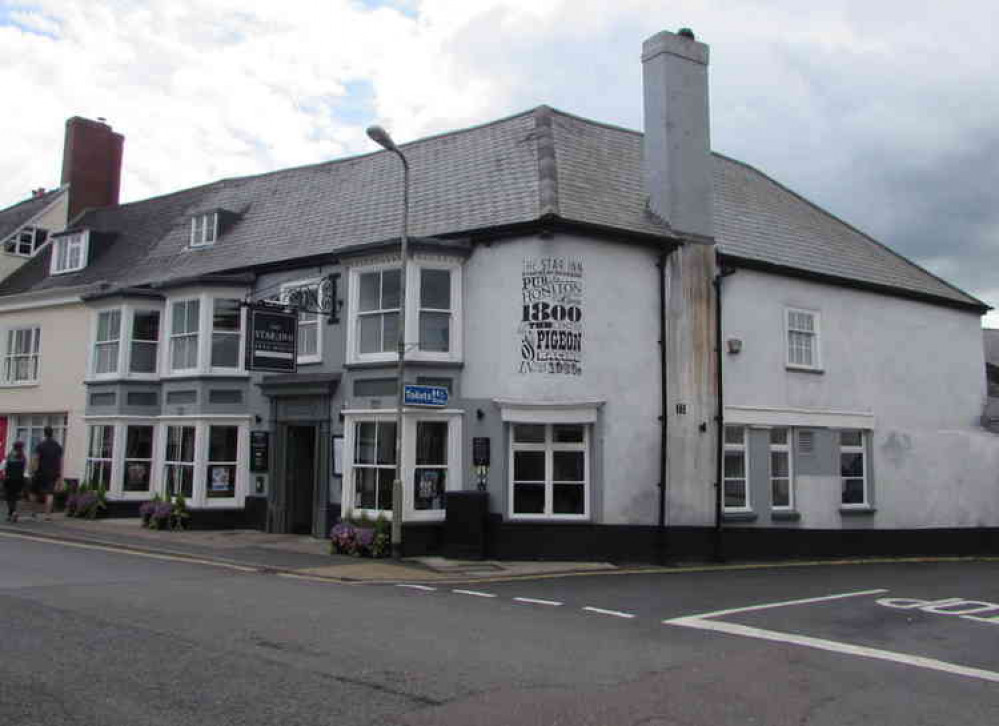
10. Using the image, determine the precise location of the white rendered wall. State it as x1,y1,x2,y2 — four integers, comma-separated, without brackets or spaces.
723,268,999,528
462,232,663,525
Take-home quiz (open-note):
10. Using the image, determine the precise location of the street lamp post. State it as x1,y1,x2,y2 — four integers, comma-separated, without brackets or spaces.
366,124,409,559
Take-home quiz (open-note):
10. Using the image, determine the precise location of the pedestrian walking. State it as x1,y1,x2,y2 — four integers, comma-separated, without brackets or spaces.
30,426,63,521
1,441,28,522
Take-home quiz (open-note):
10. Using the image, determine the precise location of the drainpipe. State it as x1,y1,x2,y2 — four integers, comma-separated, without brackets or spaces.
657,250,671,564
713,263,736,561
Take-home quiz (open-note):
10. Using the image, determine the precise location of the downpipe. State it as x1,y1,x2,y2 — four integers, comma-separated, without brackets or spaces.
713,263,736,561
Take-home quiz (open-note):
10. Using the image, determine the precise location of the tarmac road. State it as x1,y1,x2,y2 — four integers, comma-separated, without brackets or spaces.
2,530,999,725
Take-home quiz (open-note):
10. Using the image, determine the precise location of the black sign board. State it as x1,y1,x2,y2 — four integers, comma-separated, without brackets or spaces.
472,437,491,467
246,307,298,373
250,431,270,473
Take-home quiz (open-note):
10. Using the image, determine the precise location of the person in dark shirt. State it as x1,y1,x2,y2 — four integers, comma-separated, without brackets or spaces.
2,441,28,522
31,426,63,520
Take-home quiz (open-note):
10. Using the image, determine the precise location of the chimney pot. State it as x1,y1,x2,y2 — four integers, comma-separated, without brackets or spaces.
678,27,696,40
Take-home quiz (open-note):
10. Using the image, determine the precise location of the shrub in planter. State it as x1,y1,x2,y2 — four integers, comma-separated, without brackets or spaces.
148,501,173,530
329,514,391,558
138,495,161,527
65,483,107,519
170,496,190,531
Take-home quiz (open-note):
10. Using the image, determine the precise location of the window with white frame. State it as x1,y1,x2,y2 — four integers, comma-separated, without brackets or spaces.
280,280,321,362
93,310,122,375
4,226,48,257
206,425,238,498
769,427,793,510
357,268,400,356
786,308,820,370
723,425,749,511
413,421,448,511
11,413,67,453
163,425,196,498
510,423,588,519
840,429,868,506
190,212,218,247
418,269,451,353
3,326,40,384
352,420,396,511
85,424,114,490
130,310,160,374
123,425,154,492
50,230,88,274
210,298,242,368
170,299,200,371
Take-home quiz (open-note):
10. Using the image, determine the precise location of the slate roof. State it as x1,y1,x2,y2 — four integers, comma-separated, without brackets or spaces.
0,187,65,242
0,107,985,311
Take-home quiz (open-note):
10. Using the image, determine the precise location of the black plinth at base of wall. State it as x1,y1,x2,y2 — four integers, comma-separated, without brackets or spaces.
443,491,490,560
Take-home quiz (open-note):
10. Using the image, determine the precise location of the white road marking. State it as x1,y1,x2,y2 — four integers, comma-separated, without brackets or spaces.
665,588,999,685
397,584,437,592
453,589,497,598
514,597,562,607
583,606,636,619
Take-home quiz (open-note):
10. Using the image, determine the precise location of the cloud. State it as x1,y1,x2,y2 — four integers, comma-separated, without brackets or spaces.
2,0,997,319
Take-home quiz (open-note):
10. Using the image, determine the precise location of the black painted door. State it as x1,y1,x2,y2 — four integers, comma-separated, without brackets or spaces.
285,425,317,535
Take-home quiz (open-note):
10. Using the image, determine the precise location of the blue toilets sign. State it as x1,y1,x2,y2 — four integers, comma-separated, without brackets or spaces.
403,384,449,408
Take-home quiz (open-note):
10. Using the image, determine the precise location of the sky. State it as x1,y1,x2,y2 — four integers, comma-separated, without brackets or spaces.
2,0,998,324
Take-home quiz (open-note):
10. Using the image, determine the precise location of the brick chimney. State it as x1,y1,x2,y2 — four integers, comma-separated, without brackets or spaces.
642,29,713,241
61,116,124,220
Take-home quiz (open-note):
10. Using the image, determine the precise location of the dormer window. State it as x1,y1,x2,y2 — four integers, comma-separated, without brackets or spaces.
190,212,218,247
4,226,48,257
50,230,89,275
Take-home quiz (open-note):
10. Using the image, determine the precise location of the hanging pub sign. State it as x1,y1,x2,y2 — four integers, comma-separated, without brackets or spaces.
246,306,298,373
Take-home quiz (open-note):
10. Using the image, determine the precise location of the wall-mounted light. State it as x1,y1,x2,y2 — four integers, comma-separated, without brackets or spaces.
727,338,743,355
476,408,485,420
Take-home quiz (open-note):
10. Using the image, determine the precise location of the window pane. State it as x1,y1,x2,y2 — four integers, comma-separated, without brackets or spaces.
513,424,545,443
420,269,450,309
213,299,241,331
770,428,788,445
130,341,157,373
415,422,447,465
724,426,744,445
553,451,584,482
381,269,401,309
413,468,445,510
376,421,397,465
772,479,790,508
514,451,545,481
211,332,239,367
167,426,195,462
359,315,381,354
299,322,318,357
553,483,584,514
419,312,450,352
842,478,865,504
377,468,394,510
724,480,746,508
359,272,380,312
186,300,200,332
841,452,864,477
126,426,154,458
513,483,545,514
724,451,745,478
209,426,238,461
841,430,863,447
382,312,399,352
355,422,376,465
355,468,377,509
770,451,789,478
553,425,584,443
123,460,151,492
95,343,118,374
206,464,236,497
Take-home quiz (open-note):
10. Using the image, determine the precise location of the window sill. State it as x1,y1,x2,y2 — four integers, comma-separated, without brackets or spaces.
162,372,250,381
345,360,465,371
507,515,591,523
722,510,758,522
771,509,801,521
785,365,824,375
0,381,39,388
840,505,877,515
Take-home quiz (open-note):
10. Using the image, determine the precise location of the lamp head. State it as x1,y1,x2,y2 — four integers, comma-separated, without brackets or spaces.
366,125,397,152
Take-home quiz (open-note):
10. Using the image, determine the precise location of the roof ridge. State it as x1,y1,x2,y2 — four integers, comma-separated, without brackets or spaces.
534,106,559,217
713,152,987,309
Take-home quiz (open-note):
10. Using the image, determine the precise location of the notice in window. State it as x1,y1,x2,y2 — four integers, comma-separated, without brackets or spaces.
519,257,583,376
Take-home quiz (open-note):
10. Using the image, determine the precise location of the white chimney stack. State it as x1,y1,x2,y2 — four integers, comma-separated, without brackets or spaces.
642,28,714,242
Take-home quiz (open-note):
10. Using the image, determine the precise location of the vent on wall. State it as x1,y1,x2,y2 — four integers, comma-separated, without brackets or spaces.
797,430,815,454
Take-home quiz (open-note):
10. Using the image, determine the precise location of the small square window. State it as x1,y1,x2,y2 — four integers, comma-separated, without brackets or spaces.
50,231,88,274
190,213,219,247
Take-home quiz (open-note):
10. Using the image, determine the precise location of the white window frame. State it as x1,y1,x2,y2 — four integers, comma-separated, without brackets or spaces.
50,230,89,275
343,414,399,519
209,297,243,372
84,424,115,491
722,425,751,512
190,212,218,248
155,418,249,507
3,325,41,385
121,423,157,497
839,429,870,508
345,255,463,365
168,298,200,373
92,309,122,377
87,305,163,382
161,289,248,378
279,278,323,364
768,427,794,511
785,307,821,371
11,413,68,455
128,307,162,377
4,225,48,257
508,423,590,522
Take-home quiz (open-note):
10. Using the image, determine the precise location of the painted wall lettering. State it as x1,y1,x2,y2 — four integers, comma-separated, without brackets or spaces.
518,257,584,376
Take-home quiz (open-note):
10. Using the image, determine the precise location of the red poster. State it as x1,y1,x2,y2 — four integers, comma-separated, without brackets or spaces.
0,417,7,458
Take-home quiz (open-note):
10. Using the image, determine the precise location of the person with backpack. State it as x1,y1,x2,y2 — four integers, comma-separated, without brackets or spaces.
2,441,28,522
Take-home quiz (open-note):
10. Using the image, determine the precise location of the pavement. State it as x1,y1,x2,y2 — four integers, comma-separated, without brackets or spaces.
0,511,620,584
